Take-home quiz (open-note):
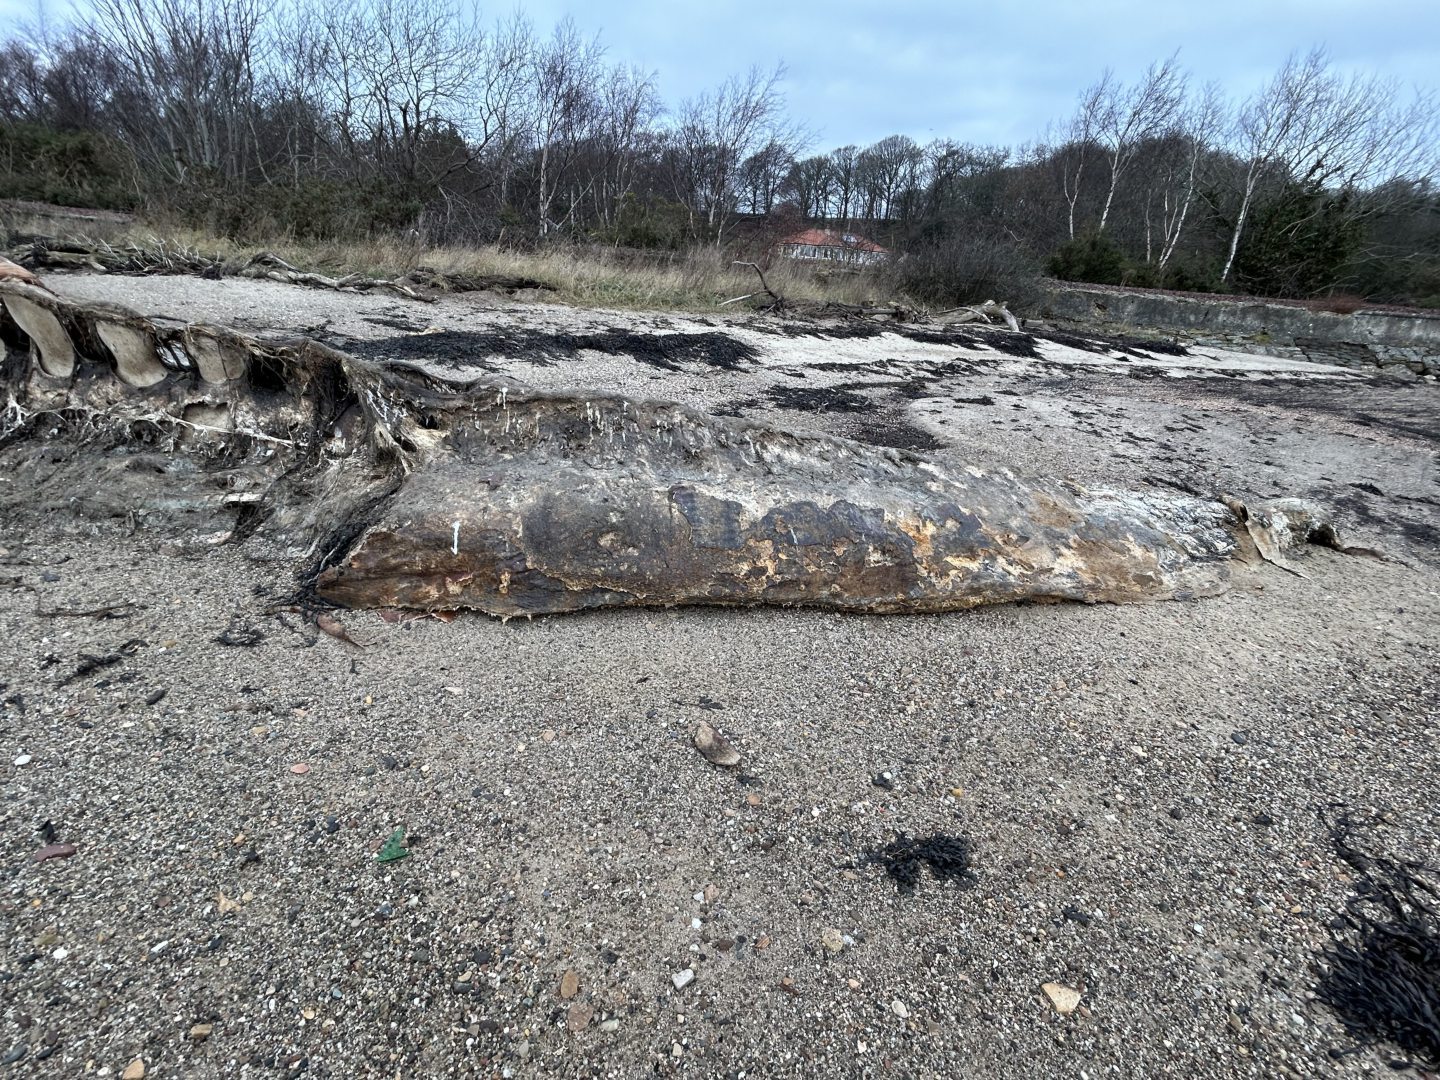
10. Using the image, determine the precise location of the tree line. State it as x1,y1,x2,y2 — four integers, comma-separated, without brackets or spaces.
2,0,1438,305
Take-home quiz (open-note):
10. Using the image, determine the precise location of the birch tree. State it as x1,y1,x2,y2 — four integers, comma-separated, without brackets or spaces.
1094,55,1186,233
1217,48,1437,283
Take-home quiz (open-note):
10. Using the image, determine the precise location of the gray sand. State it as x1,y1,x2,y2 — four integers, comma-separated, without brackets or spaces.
1,273,1437,1078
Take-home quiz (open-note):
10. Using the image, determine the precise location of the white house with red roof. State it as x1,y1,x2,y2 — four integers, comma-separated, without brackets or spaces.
777,228,889,267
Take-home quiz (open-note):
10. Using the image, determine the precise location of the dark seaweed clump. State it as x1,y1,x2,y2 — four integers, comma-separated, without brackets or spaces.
767,385,873,413
868,832,977,893
348,328,758,372
1316,809,1440,1071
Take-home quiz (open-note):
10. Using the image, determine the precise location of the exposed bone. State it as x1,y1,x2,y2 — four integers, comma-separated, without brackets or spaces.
96,321,168,387
0,270,1337,619
183,327,250,384
3,290,76,378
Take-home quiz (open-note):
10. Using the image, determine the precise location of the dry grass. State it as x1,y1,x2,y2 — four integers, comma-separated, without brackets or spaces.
229,236,888,311
3,204,891,313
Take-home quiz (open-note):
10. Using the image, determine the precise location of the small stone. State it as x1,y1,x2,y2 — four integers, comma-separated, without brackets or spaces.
190,1024,213,1042
949,786,964,798
671,968,695,990
541,729,556,743
1253,812,1274,827
599,1018,619,1033
872,771,895,791
846,978,860,989
693,722,741,767
754,934,771,950
820,928,844,954
565,1003,593,1032
559,969,580,1000
52,947,69,960
891,998,910,1018
745,793,761,807
1041,982,1082,1015
1168,807,1185,820
703,884,718,904
13,754,31,766
122,1060,146,1080
289,763,310,775
1230,731,1249,746
301,1007,316,1020
33,843,77,864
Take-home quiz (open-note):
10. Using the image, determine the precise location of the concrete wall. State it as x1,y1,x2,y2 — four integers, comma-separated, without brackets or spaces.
1039,283,1439,376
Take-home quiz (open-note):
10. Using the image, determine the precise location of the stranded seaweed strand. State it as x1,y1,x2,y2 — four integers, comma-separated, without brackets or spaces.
1316,808,1440,1070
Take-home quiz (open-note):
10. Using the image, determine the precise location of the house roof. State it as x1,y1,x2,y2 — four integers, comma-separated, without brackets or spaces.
779,228,888,254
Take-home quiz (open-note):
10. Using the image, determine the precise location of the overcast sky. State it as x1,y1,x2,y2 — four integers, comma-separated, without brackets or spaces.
4,0,1437,151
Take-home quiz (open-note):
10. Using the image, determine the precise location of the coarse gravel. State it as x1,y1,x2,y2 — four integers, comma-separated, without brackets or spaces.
0,272,1437,1079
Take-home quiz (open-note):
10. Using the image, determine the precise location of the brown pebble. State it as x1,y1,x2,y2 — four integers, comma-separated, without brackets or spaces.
33,843,78,864
565,1002,593,1032
559,969,580,1000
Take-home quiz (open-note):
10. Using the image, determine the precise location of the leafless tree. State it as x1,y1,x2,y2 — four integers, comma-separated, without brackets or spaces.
526,17,605,237
1216,47,1438,283
87,0,270,184
738,139,793,214
780,155,832,219
669,63,798,244
1049,75,1109,240
856,134,924,222
311,0,481,188
826,144,860,225
1139,82,1225,271
1093,55,1186,233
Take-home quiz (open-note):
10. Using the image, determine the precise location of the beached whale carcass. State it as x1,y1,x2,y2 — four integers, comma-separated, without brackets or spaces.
0,260,1333,617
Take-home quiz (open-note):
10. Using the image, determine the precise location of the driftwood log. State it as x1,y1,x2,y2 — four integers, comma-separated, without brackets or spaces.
4,238,556,300
0,260,1336,618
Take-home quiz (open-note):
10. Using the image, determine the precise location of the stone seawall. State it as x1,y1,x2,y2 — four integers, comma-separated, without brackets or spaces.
1039,283,1439,377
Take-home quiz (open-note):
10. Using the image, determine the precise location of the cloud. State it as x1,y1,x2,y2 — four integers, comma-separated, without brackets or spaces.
6,0,1436,152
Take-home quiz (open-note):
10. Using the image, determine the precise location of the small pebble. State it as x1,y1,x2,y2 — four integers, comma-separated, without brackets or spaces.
671,968,695,990
13,754,31,766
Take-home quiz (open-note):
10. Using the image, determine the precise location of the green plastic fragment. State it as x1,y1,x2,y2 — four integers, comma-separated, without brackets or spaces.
377,827,409,863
